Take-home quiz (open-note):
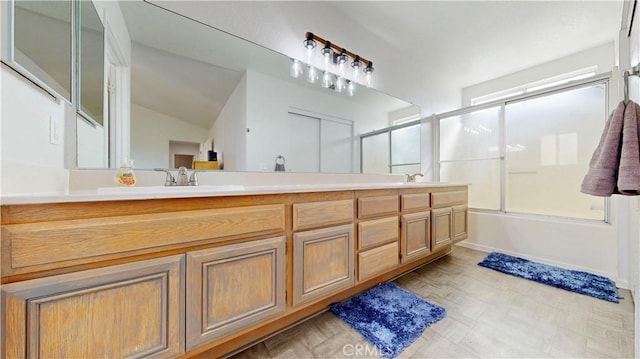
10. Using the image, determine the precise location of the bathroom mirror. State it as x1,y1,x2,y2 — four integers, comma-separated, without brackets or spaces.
78,0,416,173
77,0,104,126
5,0,73,103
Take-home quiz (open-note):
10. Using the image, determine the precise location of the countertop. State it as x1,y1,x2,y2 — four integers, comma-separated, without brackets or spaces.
0,182,468,205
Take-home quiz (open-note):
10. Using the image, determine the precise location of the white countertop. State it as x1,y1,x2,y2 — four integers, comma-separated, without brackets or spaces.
0,182,468,205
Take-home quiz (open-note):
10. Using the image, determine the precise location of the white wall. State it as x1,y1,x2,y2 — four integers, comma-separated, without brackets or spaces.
621,2,640,356
130,104,208,169
462,42,615,107
210,73,247,171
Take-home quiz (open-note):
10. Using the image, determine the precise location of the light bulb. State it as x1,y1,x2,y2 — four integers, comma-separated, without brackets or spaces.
307,66,318,84
290,59,303,79
363,62,374,87
335,76,345,92
347,80,356,96
321,71,333,89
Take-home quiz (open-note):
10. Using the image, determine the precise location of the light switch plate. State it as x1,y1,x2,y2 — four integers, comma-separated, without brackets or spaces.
49,115,60,145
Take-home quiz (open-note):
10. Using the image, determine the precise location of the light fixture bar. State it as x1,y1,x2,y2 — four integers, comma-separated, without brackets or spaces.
304,32,373,68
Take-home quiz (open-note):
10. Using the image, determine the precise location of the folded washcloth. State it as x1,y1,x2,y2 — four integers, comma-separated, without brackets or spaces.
618,101,640,194
581,101,626,196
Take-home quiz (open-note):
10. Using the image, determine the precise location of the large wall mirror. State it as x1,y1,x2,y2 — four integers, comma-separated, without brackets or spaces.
77,0,417,173
78,0,104,126
5,0,73,103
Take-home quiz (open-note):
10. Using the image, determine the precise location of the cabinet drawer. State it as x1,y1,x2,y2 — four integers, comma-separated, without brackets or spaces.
358,242,399,281
358,216,398,250
401,193,430,212
431,190,467,208
2,204,285,275
293,200,354,231
357,195,398,219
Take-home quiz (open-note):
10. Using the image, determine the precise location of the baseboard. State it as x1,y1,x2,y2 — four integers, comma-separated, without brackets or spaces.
455,242,629,289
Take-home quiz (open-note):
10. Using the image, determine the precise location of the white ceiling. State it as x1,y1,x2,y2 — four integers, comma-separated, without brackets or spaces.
150,0,624,115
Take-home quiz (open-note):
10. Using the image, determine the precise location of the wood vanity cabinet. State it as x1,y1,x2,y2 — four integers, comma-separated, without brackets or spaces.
292,200,355,306
356,191,399,282
399,190,432,263
431,190,469,250
0,185,468,358
1,255,185,359
186,236,286,350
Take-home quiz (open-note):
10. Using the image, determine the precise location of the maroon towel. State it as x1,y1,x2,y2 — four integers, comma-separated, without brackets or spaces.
581,101,626,196
618,101,640,194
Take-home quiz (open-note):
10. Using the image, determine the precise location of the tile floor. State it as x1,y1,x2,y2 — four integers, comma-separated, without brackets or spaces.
230,246,635,358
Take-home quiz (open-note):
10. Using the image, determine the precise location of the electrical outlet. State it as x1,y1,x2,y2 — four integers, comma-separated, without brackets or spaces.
49,115,60,145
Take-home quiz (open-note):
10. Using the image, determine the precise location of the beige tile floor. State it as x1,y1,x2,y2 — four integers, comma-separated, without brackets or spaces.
230,246,635,359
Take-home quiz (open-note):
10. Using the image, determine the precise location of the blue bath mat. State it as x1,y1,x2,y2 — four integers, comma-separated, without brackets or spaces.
330,282,446,358
478,252,620,303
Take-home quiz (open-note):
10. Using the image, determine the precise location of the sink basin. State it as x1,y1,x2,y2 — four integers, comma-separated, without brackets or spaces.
97,185,245,194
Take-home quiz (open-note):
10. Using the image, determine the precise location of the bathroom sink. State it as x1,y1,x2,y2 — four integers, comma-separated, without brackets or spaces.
97,185,245,194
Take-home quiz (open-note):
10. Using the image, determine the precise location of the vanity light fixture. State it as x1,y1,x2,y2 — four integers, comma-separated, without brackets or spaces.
289,32,374,96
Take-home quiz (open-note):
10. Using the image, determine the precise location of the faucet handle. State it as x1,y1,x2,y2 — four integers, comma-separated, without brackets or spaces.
188,170,200,186
154,168,176,186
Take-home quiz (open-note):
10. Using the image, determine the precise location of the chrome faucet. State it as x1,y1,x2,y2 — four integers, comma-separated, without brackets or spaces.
406,173,424,182
176,167,189,186
154,167,200,186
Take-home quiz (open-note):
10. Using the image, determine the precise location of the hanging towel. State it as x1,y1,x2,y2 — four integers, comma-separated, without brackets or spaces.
580,101,626,196
618,101,640,194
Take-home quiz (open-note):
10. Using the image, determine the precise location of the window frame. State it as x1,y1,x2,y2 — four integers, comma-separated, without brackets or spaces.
436,73,611,223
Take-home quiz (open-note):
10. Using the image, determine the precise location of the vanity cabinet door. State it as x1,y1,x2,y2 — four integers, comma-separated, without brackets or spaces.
452,205,468,243
1,255,185,359
186,236,286,350
432,207,453,250
293,224,354,306
400,211,431,263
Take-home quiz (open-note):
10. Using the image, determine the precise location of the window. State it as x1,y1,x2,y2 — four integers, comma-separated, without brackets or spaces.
361,122,421,174
439,79,608,221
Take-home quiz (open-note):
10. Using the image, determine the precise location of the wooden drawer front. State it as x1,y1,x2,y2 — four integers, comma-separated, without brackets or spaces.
452,205,468,243
401,193,430,212
293,200,354,231
293,224,354,306
2,204,284,275
186,236,285,350
2,255,185,359
358,242,399,282
357,195,398,219
431,190,467,208
358,216,398,250
432,207,453,250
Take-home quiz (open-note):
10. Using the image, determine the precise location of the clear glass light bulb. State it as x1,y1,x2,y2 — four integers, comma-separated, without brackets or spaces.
307,66,318,84
321,71,333,89
365,71,372,87
335,76,345,92
290,59,303,78
347,81,356,96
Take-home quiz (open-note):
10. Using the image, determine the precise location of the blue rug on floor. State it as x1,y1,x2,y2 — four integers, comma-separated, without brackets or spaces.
329,282,446,359
478,252,620,303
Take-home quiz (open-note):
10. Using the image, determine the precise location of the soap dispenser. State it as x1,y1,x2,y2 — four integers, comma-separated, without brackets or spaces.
115,159,136,187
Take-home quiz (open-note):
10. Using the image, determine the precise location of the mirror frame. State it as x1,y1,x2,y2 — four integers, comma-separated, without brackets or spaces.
77,0,105,127
2,0,75,104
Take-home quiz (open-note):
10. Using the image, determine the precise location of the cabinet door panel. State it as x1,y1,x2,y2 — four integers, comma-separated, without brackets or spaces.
293,224,354,305
432,207,453,250
186,237,285,350
452,205,468,242
400,212,431,263
2,255,185,359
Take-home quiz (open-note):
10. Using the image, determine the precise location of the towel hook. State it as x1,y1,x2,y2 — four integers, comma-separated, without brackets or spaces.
624,70,630,105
